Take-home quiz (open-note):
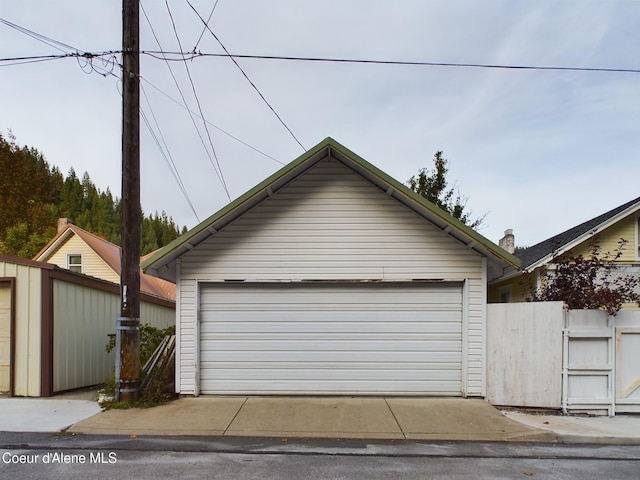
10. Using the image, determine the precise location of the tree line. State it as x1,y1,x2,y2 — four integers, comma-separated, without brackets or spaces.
0,132,185,259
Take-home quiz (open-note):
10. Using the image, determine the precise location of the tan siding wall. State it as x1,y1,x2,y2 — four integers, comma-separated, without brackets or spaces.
177,159,487,395
53,279,175,392
488,273,534,303
0,261,42,396
46,235,119,283
568,214,636,262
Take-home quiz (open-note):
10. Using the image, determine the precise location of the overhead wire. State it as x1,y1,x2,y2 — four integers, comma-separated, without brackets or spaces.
2,48,639,74
160,0,231,200
140,84,201,222
1,15,207,218
192,0,221,52
184,0,307,151
140,77,285,165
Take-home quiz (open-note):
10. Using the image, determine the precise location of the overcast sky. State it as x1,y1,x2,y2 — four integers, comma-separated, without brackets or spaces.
1,1,639,248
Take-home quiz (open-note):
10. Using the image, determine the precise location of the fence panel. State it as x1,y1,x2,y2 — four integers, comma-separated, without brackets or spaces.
486,302,564,408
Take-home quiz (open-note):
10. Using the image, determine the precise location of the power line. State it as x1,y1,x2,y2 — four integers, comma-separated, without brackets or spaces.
163,0,231,200
3,49,638,74
192,0,221,52
140,84,201,222
140,77,285,165
184,0,307,151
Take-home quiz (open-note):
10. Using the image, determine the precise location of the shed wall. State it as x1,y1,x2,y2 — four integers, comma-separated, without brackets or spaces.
0,261,43,396
52,278,175,392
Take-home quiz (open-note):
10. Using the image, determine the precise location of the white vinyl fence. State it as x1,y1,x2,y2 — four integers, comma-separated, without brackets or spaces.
487,302,640,416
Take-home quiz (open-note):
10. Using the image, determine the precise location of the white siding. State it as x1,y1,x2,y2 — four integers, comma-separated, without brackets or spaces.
177,158,485,395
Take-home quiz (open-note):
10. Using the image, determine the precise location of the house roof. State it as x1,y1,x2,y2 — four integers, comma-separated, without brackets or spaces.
35,224,176,302
516,195,640,273
142,137,520,282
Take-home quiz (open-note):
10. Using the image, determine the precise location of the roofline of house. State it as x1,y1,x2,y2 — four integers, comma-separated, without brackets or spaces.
143,138,521,278
522,199,640,273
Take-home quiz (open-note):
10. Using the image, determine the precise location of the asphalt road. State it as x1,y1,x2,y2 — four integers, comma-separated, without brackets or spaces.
1,433,639,479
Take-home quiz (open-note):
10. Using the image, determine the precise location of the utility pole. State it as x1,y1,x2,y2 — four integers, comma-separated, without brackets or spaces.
116,0,140,402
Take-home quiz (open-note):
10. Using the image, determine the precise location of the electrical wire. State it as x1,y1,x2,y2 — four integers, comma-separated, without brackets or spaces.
141,84,201,222
162,0,231,200
140,77,285,165
192,0,221,52
2,49,639,74
185,0,307,151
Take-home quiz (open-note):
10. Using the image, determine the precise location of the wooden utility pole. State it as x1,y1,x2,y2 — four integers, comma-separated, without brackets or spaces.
117,0,140,402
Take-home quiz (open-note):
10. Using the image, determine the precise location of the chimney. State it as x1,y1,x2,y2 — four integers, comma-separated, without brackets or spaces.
57,218,73,233
499,229,515,254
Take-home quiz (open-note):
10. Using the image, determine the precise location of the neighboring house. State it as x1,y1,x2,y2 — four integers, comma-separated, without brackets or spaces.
143,137,520,398
0,256,174,397
489,196,640,306
34,220,175,302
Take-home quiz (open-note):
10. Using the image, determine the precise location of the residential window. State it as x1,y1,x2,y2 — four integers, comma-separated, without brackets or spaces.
67,254,82,273
498,286,511,303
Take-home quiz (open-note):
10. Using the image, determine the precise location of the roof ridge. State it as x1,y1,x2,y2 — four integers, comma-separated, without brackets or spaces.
517,195,640,269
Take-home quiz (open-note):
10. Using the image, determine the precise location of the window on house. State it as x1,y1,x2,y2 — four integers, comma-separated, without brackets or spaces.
498,286,511,303
67,254,82,273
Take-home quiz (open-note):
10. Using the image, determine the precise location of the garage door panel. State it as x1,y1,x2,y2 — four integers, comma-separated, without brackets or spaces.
198,379,462,396
199,282,463,395
201,350,462,363
201,339,461,352
200,312,461,335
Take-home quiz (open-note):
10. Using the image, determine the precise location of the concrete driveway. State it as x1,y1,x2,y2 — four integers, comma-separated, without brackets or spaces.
67,396,555,442
0,390,102,433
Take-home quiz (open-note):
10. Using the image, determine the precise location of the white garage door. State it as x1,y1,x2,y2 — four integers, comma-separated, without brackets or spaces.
199,282,463,395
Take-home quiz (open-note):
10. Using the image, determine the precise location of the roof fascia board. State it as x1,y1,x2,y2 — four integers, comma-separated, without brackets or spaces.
142,141,332,272
524,201,640,273
143,138,521,272
328,143,521,269
34,227,74,261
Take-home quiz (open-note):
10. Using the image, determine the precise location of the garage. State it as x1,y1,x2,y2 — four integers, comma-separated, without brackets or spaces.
199,282,463,395
143,138,521,397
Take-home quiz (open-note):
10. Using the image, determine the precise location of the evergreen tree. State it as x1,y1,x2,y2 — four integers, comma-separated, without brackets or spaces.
0,132,183,259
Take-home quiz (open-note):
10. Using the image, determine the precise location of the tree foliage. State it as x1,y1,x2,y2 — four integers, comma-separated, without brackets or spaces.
528,238,640,316
0,132,183,258
407,151,485,229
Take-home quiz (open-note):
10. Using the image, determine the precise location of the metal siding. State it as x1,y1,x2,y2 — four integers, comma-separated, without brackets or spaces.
199,282,462,395
178,159,485,395
0,283,11,393
0,262,43,396
52,279,174,392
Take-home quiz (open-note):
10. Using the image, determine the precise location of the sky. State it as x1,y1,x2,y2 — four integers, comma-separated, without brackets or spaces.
1,0,639,248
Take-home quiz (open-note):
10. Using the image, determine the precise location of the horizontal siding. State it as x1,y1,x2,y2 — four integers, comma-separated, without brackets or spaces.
46,235,119,283
569,214,637,262
181,159,482,281
177,158,486,395
467,278,486,396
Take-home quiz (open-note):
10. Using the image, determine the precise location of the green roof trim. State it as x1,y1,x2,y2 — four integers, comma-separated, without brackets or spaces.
142,137,521,274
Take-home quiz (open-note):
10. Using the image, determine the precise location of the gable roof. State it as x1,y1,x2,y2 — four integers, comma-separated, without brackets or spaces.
143,137,520,282
35,224,176,302
517,195,640,273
